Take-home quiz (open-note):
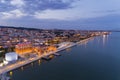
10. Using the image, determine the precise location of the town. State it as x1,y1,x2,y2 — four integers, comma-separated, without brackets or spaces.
0,26,109,80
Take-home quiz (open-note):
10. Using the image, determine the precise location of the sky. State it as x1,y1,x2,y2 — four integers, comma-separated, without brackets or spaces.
0,0,120,30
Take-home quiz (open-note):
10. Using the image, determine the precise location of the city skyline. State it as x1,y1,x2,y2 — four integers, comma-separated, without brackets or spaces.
0,0,120,30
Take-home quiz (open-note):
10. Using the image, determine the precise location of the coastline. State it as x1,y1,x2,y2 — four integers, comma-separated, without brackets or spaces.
0,37,93,75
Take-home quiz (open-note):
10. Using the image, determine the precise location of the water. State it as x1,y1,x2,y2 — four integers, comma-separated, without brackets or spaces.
11,32,120,80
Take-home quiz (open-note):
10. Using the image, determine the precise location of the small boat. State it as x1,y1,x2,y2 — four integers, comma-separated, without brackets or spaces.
53,53,61,56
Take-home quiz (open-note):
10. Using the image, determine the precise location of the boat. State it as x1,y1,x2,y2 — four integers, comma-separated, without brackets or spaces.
53,53,61,56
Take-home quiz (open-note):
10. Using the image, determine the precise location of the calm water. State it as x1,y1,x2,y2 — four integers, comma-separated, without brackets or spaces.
11,32,120,80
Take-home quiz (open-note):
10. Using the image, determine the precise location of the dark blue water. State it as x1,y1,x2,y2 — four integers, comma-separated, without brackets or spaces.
11,32,120,80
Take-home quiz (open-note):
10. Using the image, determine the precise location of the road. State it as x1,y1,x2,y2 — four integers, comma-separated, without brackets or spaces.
0,38,92,75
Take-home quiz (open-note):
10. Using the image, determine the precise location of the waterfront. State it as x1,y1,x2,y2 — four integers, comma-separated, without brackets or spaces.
10,32,120,80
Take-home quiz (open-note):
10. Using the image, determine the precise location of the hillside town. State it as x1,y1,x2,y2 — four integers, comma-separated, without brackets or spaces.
0,27,109,60
0,27,110,80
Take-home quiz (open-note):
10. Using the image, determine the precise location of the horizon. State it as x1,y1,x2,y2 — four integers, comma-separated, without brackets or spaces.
0,25,120,32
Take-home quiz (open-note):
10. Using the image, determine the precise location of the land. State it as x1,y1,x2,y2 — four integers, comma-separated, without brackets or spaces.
0,26,110,79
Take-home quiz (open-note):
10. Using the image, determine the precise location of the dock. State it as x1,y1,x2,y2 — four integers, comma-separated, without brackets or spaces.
41,56,51,61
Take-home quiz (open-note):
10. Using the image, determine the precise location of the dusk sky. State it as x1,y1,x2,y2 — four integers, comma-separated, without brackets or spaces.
0,0,120,30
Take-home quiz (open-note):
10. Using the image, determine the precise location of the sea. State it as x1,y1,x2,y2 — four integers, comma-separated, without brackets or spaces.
10,32,120,80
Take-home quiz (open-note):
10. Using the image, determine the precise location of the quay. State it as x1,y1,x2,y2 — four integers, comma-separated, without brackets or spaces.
0,37,93,75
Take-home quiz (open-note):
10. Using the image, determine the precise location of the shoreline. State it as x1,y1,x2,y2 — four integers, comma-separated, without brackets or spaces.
0,37,93,75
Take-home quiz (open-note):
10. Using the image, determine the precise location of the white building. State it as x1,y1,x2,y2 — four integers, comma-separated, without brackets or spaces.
5,52,18,62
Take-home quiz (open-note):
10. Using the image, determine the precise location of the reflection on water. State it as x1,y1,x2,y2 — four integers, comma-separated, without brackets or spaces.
66,48,71,52
38,60,41,65
102,35,108,46
77,38,94,48
9,71,13,76
96,35,108,47
31,63,33,67
21,66,24,71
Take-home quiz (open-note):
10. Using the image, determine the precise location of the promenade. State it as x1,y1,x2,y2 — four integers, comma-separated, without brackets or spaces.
0,37,93,75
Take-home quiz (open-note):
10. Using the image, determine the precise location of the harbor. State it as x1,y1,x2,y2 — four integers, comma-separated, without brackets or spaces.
0,37,92,76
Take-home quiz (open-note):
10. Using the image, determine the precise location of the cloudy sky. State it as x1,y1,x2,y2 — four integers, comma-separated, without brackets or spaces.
0,0,120,30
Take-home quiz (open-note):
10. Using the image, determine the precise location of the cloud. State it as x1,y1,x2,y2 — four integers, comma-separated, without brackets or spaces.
0,0,79,20
93,9,120,13
0,0,119,21
0,9,27,19
10,0,25,8
33,9,81,20
33,10,67,20
0,0,79,16
0,0,5,3
23,0,78,14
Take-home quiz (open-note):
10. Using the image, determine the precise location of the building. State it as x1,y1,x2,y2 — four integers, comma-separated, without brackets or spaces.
15,42,33,57
5,52,18,62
